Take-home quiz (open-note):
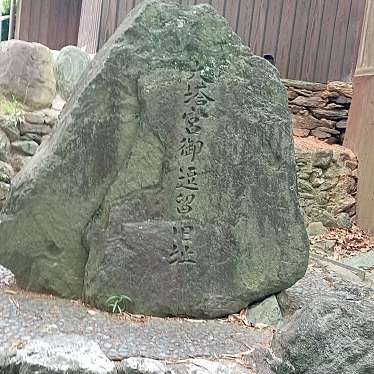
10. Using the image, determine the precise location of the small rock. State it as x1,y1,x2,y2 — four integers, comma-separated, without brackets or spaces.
20,133,42,145
336,212,352,228
51,95,66,112
287,90,298,100
311,239,336,254
310,108,348,121
0,116,20,142
19,122,51,135
10,154,32,172
345,159,358,170
293,128,310,137
329,95,351,106
41,108,59,126
333,196,356,215
336,120,348,129
312,149,333,169
344,250,374,270
54,46,91,100
314,126,340,135
118,357,168,373
319,118,336,128
307,222,328,236
292,114,321,130
291,96,326,108
311,129,331,139
325,137,338,145
282,79,327,92
24,111,45,124
325,103,345,110
11,140,38,156
0,130,10,162
246,295,283,327
0,161,14,183
0,181,10,201
326,81,353,98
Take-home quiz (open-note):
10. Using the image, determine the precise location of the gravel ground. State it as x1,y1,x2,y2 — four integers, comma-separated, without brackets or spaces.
0,268,272,362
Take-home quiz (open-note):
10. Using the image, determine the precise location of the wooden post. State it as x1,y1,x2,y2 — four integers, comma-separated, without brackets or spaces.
344,0,374,233
8,0,16,40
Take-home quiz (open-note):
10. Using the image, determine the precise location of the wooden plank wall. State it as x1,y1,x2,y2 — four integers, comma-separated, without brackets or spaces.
344,0,374,233
15,0,82,50
79,0,366,83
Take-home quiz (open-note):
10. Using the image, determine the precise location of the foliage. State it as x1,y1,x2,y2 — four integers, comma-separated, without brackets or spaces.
105,294,133,314
0,94,22,117
1,0,10,13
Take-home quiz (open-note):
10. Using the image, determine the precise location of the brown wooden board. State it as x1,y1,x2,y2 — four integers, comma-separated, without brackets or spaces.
262,0,283,60
328,0,352,81
14,0,365,82
38,0,51,46
301,0,324,81
275,0,297,77
211,0,225,14
98,0,119,49
225,0,240,31
16,0,82,50
251,0,270,56
288,0,312,80
342,0,366,80
78,0,102,53
314,0,339,82
237,0,255,46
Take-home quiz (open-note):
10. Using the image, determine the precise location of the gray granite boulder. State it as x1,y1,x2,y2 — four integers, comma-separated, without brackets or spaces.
272,296,374,374
0,0,308,315
0,40,56,109
54,46,91,101
0,335,115,374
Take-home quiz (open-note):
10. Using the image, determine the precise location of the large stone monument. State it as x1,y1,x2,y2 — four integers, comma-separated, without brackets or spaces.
0,0,309,317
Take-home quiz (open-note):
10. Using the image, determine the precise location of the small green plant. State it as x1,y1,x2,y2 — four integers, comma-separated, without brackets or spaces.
0,95,22,116
105,294,133,314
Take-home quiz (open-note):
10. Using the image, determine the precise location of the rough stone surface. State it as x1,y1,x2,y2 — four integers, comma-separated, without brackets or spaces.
295,137,357,227
11,140,38,156
54,46,91,101
272,274,374,374
117,357,251,373
344,250,374,270
335,212,352,228
1,259,373,374
284,79,352,145
0,130,10,162
246,295,283,327
0,40,56,109
0,115,20,142
0,0,308,316
0,335,116,374
0,284,273,368
306,222,328,236
0,161,13,183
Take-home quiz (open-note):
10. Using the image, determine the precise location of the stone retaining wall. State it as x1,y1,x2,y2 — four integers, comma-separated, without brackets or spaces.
284,79,352,145
0,99,63,209
295,137,357,229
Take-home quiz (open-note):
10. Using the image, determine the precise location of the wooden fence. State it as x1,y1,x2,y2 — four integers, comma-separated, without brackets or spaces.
78,0,366,83
15,0,82,50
